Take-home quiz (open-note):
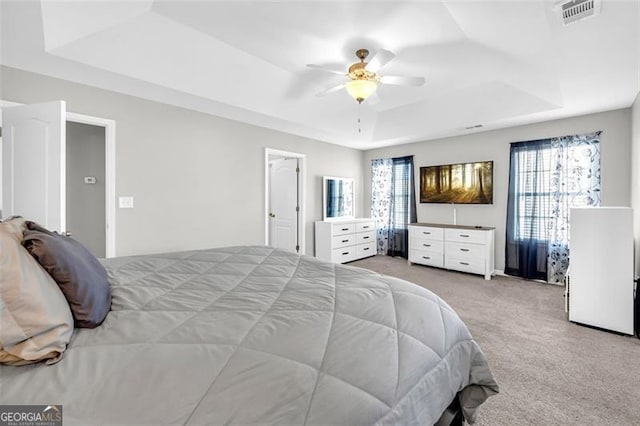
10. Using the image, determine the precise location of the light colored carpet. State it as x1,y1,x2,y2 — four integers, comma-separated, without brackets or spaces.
349,255,640,426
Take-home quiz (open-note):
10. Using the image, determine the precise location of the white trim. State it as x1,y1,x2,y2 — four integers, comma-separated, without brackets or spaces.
66,112,117,258
264,148,306,255
60,102,67,235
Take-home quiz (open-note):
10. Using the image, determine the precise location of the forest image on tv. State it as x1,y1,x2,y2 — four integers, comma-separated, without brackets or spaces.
420,161,493,204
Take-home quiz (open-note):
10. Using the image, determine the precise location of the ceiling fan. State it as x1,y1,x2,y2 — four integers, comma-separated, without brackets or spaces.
307,48,425,104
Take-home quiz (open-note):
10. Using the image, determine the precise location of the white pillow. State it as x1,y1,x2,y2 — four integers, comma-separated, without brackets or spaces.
0,218,74,365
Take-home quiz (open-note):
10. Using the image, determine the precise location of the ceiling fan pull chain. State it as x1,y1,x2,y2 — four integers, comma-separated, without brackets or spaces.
358,103,362,133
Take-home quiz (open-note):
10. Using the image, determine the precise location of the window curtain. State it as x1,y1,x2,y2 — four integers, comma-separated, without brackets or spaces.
505,131,601,283
326,179,343,218
371,156,417,258
371,159,393,255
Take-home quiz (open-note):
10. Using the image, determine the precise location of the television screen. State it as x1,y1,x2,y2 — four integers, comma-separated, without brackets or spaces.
420,161,493,204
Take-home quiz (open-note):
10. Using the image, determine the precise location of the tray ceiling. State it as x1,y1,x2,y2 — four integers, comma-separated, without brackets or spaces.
2,1,639,149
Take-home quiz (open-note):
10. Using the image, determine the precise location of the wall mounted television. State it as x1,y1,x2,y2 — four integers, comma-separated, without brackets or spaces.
419,161,493,204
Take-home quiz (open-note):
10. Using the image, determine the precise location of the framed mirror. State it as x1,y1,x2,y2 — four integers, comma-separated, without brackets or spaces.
323,176,354,221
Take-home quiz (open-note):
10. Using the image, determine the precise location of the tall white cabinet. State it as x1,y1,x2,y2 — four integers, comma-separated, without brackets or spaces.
569,207,634,335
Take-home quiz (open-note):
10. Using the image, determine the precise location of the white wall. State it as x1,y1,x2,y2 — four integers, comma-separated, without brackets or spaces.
631,91,640,277
363,109,632,272
0,66,364,256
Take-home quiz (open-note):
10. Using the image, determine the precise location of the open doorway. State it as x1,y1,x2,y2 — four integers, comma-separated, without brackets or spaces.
264,148,306,255
66,121,106,257
63,112,116,258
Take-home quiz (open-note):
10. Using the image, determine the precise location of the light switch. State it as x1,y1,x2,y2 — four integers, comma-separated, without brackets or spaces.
84,176,97,184
119,196,134,209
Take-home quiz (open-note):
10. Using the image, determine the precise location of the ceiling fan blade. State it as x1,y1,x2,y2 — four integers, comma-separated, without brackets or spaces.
316,84,345,97
306,64,346,76
380,75,426,86
365,49,395,73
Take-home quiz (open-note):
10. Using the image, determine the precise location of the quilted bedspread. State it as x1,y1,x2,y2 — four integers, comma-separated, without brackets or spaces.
0,246,498,425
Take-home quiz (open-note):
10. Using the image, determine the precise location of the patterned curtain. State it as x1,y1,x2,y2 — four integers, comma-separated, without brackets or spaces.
547,132,601,283
371,156,417,258
371,158,393,255
505,131,601,283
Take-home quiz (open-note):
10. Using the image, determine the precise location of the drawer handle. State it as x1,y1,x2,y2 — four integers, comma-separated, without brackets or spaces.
342,239,349,243
363,247,370,251
423,231,431,235
460,234,470,238
362,225,370,229
342,252,350,255
341,228,349,231
460,248,469,252
422,256,431,260
363,236,370,239
460,261,469,266
423,244,431,247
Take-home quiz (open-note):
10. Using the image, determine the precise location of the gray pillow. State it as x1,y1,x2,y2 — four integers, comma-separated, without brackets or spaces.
22,222,111,328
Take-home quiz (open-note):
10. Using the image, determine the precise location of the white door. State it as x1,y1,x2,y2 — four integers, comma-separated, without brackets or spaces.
269,158,299,253
2,101,66,232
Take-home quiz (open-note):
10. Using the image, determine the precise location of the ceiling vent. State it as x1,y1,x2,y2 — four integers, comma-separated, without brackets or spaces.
463,124,483,130
560,0,601,25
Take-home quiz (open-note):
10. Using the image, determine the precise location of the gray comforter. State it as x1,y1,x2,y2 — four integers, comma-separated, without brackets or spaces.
0,246,498,425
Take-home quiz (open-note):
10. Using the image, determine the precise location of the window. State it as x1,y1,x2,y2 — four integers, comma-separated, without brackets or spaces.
371,156,416,258
392,161,412,230
513,144,598,240
505,131,601,283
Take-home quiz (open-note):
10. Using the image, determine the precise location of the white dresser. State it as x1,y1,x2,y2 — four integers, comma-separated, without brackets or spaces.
315,218,376,263
408,223,495,280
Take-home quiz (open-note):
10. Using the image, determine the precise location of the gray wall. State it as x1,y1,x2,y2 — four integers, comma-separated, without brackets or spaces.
363,109,632,272
66,121,106,257
1,66,364,256
631,92,640,277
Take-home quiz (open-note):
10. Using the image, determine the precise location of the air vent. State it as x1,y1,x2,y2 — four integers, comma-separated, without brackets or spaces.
560,0,601,25
463,124,483,130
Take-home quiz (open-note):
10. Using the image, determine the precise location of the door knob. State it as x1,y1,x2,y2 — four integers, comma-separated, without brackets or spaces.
63,231,72,237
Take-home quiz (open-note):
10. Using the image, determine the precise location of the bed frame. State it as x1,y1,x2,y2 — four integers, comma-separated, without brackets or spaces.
434,395,464,426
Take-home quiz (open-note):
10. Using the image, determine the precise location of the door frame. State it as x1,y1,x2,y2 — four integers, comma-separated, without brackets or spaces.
1,99,117,257
264,148,306,255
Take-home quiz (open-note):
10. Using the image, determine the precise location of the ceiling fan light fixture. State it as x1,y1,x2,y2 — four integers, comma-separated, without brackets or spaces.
345,79,378,104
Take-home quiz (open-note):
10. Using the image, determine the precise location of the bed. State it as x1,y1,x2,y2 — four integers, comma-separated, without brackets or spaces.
0,245,498,425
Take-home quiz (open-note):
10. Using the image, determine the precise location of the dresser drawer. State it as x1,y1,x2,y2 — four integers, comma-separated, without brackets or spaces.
411,238,444,253
445,257,485,275
332,223,355,236
356,230,375,244
409,249,444,268
332,247,357,263
445,241,485,260
410,226,444,240
331,234,356,248
445,228,487,244
356,221,375,233
357,242,376,258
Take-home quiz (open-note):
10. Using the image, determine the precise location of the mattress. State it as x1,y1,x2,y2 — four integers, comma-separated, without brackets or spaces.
0,246,498,425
